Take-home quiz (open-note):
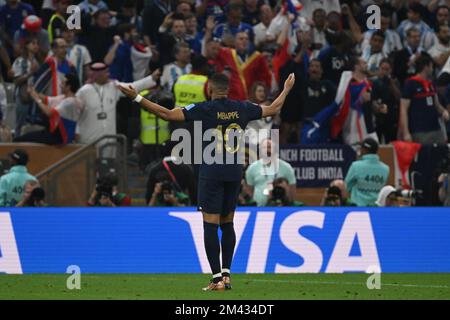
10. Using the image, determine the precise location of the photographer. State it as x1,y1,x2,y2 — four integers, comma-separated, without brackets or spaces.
21,187,47,207
87,173,132,207
148,180,189,207
266,178,304,207
376,185,398,207
322,186,345,207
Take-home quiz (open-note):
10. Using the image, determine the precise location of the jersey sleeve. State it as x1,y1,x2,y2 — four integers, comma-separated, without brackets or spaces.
182,102,206,121
244,101,263,121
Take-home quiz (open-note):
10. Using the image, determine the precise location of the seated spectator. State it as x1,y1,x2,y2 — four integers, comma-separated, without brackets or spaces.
399,54,449,144
15,179,39,207
375,185,397,207
0,149,37,207
87,173,132,206
15,73,82,145
344,138,390,206
148,180,190,206
266,177,304,207
245,138,296,206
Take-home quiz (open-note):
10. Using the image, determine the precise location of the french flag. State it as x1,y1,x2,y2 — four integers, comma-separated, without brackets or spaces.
330,72,378,147
286,0,303,14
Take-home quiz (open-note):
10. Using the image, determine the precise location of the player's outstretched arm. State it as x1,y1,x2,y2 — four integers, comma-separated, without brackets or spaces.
118,84,185,121
261,73,295,117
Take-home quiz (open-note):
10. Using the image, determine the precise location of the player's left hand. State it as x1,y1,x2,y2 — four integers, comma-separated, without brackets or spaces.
118,84,138,100
284,73,295,92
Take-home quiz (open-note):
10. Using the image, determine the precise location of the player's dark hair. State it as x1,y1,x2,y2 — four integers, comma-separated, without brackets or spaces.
210,73,229,91
64,73,80,93
415,53,433,73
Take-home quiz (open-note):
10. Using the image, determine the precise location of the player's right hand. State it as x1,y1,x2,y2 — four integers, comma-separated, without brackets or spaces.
284,73,295,92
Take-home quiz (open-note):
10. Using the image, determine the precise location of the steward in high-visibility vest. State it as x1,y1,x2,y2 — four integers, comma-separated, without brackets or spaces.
139,90,170,144
173,73,208,107
48,13,66,44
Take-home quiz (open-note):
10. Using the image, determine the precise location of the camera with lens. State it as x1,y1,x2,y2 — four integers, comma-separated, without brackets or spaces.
157,181,175,203
270,186,287,205
394,189,421,198
96,176,113,200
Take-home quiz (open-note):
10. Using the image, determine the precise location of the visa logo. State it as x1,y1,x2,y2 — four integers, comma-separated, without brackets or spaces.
170,210,380,273
0,212,23,274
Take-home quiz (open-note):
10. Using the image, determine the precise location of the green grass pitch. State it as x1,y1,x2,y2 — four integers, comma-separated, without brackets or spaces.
0,274,449,300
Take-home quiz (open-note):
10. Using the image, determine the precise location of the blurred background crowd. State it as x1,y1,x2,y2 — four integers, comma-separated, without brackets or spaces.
0,0,450,208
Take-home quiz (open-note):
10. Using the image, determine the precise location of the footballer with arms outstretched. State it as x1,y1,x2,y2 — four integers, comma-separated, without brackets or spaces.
119,72,295,291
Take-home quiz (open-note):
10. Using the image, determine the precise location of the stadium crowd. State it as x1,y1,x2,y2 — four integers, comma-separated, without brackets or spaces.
1,0,450,207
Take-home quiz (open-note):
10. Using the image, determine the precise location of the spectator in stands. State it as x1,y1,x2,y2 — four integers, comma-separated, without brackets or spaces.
48,0,70,45
246,82,274,146
158,13,189,66
213,30,271,100
12,35,39,136
428,24,450,74
435,5,449,27
75,62,157,145
141,0,172,47
87,173,132,206
29,37,77,127
160,42,192,91
253,4,273,49
114,0,142,34
79,8,116,62
78,0,108,16
245,138,296,206
318,31,352,86
213,3,254,47
371,58,402,143
0,149,37,207
62,27,92,84
362,30,387,77
399,54,449,144
266,177,304,207
300,59,337,133
344,138,390,207
375,185,398,207
0,0,35,55
148,180,190,206
438,172,450,206
392,27,425,85
310,8,328,57
184,13,202,55
397,3,434,50
15,73,82,145
361,8,402,57
15,179,39,207
104,25,137,83
13,15,50,63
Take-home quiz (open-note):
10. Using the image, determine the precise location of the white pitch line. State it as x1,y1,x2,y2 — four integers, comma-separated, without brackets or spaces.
240,278,450,289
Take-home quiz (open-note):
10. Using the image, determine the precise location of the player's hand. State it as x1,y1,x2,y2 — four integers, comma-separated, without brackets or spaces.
283,73,295,92
118,84,138,100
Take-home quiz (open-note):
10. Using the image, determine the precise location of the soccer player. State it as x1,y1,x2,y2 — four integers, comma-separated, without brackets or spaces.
118,72,295,291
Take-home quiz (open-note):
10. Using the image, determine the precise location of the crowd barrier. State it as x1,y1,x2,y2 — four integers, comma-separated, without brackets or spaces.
1,207,449,274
